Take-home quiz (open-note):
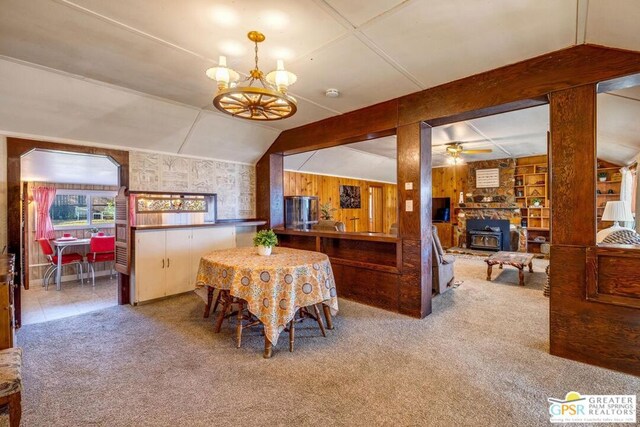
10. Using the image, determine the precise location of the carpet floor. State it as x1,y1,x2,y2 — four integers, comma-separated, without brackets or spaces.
17,257,639,426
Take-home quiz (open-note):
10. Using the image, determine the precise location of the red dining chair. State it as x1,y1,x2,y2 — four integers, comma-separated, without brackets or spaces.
38,238,84,291
86,236,115,286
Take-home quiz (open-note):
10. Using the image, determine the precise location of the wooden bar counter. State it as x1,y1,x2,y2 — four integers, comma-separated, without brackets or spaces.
274,228,402,312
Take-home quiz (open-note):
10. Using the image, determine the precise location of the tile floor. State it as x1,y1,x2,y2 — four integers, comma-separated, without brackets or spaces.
21,276,118,325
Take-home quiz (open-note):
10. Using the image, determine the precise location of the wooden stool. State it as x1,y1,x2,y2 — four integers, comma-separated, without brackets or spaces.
288,304,328,353
203,286,223,318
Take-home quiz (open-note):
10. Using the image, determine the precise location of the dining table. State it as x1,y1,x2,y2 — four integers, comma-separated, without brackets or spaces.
196,246,339,358
51,238,90,290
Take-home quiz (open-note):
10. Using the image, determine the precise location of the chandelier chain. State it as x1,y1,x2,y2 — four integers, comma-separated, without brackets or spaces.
254,41,259,72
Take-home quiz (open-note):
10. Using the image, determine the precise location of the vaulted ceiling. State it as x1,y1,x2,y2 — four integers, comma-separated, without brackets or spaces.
1,0,639,165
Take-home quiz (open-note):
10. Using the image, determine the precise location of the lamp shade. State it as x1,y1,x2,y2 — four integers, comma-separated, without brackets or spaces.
601,201,634,222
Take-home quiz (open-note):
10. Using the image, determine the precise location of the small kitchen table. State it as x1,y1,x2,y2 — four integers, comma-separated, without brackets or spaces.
196,247,338,358
51,238,90,290
485,251,535,286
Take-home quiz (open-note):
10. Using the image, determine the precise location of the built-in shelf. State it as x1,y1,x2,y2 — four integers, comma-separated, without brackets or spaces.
597,162,623,231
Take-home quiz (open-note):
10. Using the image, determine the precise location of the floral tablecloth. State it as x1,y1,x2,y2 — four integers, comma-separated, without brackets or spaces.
196,247,338,346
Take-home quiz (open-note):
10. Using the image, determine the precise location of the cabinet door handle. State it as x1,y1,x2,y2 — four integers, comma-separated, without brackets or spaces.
162,259,165,269
167,258,170,268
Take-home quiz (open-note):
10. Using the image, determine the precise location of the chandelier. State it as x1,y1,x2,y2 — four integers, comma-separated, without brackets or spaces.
206,31,297,121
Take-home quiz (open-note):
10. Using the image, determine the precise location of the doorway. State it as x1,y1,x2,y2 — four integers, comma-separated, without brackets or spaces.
7,138,129,327
368,186,384,232
20,149,120,324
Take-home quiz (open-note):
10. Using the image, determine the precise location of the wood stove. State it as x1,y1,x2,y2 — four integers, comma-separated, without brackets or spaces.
465,219,511,251
469,228,502,251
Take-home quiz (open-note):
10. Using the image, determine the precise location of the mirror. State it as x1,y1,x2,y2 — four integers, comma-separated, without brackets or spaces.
283,135,398,234
596,76,640,246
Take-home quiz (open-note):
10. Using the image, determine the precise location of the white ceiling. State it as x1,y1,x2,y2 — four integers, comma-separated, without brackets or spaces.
0,0,639,164
21,149,119,185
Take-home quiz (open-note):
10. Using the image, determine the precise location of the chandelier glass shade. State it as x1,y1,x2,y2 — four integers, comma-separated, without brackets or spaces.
206,31,297,121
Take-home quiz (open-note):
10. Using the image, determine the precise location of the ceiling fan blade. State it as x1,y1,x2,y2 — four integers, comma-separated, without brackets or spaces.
461,149,493,154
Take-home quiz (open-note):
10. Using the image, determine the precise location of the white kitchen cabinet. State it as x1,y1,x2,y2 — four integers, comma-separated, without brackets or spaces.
132,226,236,304
165,228,194,296
134,230,167,302
190,226,236,283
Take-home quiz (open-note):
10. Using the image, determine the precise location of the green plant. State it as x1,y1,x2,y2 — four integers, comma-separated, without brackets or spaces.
90,227,100,233
320,202,337,220
253,229,278,248
531,198,542,206
598,172,608,179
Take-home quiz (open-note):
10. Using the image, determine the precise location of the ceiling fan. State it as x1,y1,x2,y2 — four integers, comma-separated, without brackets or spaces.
445,142,493,158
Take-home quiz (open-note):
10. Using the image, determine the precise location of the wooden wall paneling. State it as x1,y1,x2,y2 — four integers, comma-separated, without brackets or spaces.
7,137,130,322
339,268,399,311
283,171,397,233
597,253,640,299
550,246,640,376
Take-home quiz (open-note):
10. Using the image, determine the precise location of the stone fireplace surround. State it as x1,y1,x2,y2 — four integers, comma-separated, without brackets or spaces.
453,158,527,251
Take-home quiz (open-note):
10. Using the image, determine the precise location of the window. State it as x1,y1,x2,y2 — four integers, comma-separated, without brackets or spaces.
49,190,117,228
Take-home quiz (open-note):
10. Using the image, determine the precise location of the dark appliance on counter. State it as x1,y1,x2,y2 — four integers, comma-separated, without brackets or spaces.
285,196,319,230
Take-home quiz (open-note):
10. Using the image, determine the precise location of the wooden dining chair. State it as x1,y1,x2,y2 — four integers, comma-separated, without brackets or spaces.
212,290,259,348
288,304,327,353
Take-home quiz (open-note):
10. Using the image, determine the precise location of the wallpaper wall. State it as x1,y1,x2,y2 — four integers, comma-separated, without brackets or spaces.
129,151,256,219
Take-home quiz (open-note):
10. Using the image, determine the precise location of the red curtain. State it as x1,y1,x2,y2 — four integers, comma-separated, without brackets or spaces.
33,186,56,240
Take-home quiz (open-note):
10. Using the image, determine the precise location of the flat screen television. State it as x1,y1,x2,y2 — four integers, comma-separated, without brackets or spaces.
432,197,450,222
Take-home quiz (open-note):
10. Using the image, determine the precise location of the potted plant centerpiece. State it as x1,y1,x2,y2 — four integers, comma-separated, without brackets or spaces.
531,198,542,208
89,227,100,237
254,229,278,256
598,172,608,182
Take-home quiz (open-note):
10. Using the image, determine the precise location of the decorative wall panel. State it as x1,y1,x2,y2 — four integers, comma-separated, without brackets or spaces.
129,151,255,219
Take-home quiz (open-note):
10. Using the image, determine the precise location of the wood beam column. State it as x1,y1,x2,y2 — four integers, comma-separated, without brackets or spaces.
397,122,433,318
256,153,284,229
547,84,640,373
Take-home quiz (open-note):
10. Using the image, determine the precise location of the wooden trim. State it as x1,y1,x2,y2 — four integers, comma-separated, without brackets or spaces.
586,245,640,309
20,182,29,290
129,190,217,197
263,101,398,156
7,137,131,312
585,246,598,300
273,228,399,243
329,257,400,274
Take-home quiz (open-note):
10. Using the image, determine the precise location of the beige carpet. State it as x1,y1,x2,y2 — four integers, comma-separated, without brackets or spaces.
17,256,639,426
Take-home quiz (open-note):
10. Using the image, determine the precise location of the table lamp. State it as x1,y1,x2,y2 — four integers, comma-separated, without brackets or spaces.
601,201,634,229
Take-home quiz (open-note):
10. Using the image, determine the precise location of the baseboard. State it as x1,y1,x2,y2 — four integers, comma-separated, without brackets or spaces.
30,269,115,286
